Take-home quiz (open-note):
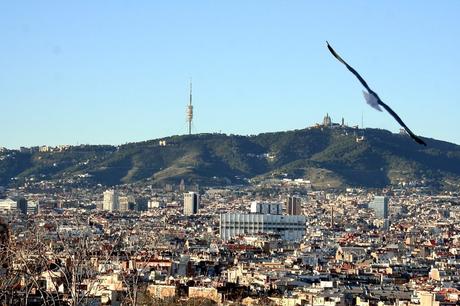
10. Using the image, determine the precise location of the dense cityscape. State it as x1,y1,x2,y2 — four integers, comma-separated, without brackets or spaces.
2,2,460,306
1,172,459,305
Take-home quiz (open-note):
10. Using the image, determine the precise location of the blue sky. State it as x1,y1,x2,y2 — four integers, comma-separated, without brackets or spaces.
1,1,459,148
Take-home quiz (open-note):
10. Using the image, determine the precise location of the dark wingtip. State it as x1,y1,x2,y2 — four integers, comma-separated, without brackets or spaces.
415,137,427,146
326,41,335,54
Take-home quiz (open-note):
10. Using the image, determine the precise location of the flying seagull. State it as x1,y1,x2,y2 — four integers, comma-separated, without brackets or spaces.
326,41,427,146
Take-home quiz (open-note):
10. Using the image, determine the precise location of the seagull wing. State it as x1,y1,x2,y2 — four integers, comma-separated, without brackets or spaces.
327,41,427,146
377,100,427,146
326,41,373,93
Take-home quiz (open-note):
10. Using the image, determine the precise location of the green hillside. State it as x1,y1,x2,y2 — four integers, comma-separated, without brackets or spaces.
1,127,460,189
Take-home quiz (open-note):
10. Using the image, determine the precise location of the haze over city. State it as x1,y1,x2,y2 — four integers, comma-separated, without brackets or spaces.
1,1,460,148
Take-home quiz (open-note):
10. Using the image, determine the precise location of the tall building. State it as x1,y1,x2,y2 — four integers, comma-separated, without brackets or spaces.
250,202,282,215
17,198,28,215
184,192,199,216
286,196,301,215
103,190,119,212
368,196,389,219
0,186,5,199
220,213,306,241
135,197,148,212
119,195,135,212
323,113,332,127
369,196,389,230
186,80,193,135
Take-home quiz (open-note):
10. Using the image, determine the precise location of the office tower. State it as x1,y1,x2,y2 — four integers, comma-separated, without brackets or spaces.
368,196,389,219
17,198,28,215
220,213,306,241
250,202,282,215
119,196,129,212
135,197,148,212
184,192,199,216
103,190,119,212
369,196,389,230
286,196,301,215
119,195,135,212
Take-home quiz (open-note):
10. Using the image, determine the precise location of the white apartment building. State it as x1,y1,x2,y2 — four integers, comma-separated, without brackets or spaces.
220,213,306,241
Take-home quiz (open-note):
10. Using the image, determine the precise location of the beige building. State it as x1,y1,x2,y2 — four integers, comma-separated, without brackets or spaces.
184,192,199,215
147,285,177,299
119,195,135,212
188,287,222,304
103,190,119,212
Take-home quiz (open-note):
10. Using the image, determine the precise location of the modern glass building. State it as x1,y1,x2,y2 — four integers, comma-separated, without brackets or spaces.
368,196,389,219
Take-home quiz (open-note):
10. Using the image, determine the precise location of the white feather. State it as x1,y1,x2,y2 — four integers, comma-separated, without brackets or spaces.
362,90,383,112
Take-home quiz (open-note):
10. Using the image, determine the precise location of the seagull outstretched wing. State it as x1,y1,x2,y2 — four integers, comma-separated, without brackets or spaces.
326,41,427,146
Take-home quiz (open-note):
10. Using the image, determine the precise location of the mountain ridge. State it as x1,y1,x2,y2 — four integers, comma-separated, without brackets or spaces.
1,126,460,190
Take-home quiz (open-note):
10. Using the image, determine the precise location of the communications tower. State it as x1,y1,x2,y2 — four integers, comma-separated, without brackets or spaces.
186,80,193,135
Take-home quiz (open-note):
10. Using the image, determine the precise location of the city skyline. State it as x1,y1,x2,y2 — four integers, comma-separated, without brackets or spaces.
1,1,460,148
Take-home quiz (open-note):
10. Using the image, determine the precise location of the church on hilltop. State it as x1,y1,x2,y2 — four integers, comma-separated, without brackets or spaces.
319,113,346,129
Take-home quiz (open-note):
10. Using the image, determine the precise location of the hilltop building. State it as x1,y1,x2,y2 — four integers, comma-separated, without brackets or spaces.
318,113,348,128
323,113,332,127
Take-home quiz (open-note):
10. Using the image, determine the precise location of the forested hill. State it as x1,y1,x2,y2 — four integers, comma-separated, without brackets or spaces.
2,127,460,189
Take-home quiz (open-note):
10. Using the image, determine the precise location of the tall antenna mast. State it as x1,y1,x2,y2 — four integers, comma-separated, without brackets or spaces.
361,111,364,129
187,79,193,135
